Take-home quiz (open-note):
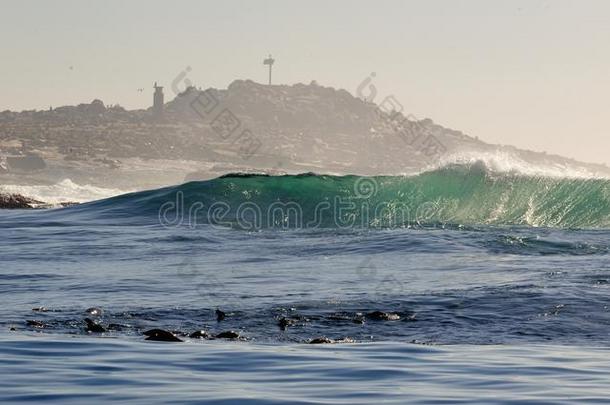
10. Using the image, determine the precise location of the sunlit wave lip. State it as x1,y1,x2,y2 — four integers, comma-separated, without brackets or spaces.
422,151,610,179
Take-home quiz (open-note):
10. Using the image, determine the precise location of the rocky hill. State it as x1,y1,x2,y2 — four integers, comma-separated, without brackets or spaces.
1,80,608,190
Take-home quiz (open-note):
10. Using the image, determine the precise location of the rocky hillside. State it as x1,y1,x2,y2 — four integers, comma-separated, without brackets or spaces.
165,80,483,174
1,80,608,189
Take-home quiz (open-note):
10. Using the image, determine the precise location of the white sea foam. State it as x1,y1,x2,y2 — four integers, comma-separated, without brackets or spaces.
0,179,126,204
424,150,610,179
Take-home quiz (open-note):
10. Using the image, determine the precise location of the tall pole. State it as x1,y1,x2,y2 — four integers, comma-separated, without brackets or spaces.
263,55,275,85
268,63,272,85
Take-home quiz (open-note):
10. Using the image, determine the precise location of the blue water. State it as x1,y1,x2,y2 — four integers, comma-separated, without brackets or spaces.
2,171,610,403
2,338,610,404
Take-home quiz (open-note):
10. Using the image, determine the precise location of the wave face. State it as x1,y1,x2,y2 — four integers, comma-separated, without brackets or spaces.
59,162,610,229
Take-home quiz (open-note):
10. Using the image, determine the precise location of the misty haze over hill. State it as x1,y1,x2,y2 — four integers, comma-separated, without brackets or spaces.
1,79,608,193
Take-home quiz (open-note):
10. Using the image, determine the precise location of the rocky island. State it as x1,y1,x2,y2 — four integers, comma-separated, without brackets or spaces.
1,80,609,197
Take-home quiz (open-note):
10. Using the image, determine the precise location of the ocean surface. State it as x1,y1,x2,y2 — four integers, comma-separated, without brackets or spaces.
2,163,610,403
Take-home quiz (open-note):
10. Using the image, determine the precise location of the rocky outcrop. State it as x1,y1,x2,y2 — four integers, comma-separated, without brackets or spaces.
1,80,609,181
0,193,45,209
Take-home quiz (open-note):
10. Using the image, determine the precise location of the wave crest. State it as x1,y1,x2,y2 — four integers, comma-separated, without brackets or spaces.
53,163,610,229
427,151,609,179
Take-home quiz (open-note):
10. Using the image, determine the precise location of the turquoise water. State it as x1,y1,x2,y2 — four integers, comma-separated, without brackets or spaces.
59,165,610,229
2,166,610,403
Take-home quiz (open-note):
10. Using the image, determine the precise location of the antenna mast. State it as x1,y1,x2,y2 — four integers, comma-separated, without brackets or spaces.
263,54,275,85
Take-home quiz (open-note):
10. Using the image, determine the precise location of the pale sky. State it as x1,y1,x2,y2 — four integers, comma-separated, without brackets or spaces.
1,0,609,165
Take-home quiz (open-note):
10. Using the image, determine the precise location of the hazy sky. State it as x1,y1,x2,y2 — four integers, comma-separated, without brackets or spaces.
1,0,609,165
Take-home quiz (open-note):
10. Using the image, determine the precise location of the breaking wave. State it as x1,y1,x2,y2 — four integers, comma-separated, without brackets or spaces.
42,161,610,229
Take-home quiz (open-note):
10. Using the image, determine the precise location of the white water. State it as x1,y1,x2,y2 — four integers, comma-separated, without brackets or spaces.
0,179,126,204
427,150,610,179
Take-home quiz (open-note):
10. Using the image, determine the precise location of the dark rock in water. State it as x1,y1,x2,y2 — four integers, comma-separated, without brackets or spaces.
9,326,16,331
0,193,45,209
216,309,226,321
84,318,106,333
309,337,335,344
85,307,103,317
189,330,211,339
143,329,183,342
365,311,401,321
26,320,46,328
143,329,163,337
309,336,354,344
215,330,240,339
32,306,49,312
278,317,295,330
